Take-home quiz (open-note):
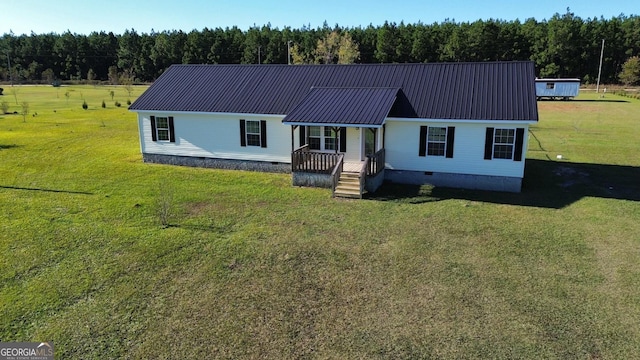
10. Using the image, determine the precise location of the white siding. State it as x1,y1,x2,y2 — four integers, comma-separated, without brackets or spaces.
345,127,361,162
385,120,529,178
138,112,292,163
136,112,531,179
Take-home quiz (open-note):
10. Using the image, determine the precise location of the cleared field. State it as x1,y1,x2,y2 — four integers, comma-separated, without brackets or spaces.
1,86,639,359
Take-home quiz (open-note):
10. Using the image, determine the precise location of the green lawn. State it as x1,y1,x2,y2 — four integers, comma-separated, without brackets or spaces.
1,86,639,359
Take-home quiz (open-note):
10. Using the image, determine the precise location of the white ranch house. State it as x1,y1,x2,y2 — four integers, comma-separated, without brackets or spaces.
129,62,539,197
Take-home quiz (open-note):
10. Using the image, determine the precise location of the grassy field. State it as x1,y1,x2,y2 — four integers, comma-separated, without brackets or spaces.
1,86,639,359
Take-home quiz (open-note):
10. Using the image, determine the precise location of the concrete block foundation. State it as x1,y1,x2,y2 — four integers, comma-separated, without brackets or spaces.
142,153,291,173
384,169,522,192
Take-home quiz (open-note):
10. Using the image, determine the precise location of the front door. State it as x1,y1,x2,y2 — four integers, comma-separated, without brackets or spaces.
363,128,377,160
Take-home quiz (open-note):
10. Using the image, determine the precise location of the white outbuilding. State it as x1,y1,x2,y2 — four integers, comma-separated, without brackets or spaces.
535,78,581,100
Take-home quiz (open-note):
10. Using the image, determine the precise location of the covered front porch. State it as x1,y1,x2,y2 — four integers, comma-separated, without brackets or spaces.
288,123,386,198
290,142,385,198
281,87,398,198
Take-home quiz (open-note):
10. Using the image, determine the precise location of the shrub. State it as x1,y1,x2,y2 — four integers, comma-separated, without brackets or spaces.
619,56,640,86
127,99,131,105
101,100,106,108
115,101,121,107
82,101,88,110
156,180,174,228
21,102,29,122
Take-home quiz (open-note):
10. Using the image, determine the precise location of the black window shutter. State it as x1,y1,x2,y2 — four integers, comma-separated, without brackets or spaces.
514,128,525,161
484,127,494,160
418,126,427,157
260,120,267,148
239,119,246,147
168,116,175,143
339,127,347,152
446,126,455,158
299,126,306,147
150,116,157,141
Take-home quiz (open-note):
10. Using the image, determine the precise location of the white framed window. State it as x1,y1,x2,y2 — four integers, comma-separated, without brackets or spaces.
324,127,338,151
546,82,555,89
240,119,267,148
427,127,447,156
155,116,170,141
419,125,454,158
308,126,321,150
245,120,261,147
308,126,340,151
150,116,175,143
493,128,515,159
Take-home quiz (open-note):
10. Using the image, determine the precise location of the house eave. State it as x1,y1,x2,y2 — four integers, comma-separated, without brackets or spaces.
129,109,286,119
385,117,538,124
282,121,383,128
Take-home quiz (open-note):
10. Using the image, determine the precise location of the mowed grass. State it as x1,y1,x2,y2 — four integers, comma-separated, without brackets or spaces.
1,86,640,359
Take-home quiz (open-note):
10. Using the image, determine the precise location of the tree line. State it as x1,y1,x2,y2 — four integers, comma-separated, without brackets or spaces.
1,10,639,84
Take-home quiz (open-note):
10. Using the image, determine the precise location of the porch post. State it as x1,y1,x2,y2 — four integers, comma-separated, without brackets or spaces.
370,128,377,152
382,124,386,149
291,125,297,152
359,127,364,161
332,126,340,154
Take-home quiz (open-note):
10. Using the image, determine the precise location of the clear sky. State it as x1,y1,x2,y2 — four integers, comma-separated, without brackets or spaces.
2,0,638,35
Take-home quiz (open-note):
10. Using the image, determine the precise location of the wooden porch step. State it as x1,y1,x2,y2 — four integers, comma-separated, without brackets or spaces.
334,171,364,199
337,172,360,188
340,172,359,179
337,177,359,186
334,190,362,199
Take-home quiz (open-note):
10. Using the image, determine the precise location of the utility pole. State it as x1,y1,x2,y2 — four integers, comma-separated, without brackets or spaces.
258,46,261,64
596,39,605,93
287,41,292,65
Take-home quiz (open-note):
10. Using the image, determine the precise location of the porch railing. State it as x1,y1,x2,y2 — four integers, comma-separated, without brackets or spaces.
359,157,369,195
366,148,386,176
330,155,345,197
292,145,342,174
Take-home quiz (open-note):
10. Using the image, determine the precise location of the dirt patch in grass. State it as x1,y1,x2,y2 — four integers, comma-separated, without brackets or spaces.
537,100,628,114
538,102,583,113
554,165,591,188
184,201,212,216
552,163,640,201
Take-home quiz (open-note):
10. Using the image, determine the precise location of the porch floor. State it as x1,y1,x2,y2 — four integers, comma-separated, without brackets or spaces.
343,161,365,172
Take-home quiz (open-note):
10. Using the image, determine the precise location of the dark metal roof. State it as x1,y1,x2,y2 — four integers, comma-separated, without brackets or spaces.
282,87,399,126
130,62,538,122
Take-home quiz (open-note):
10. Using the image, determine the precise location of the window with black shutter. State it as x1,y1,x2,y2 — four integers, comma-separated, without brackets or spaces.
240,119,267,147
485,127,524,161
419,126,454,158
150,116,175,142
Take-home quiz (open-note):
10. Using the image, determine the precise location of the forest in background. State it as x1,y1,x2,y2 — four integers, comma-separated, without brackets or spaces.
0,10,639,84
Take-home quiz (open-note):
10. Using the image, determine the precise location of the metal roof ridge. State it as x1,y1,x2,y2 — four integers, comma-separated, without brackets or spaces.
168,61,535,68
